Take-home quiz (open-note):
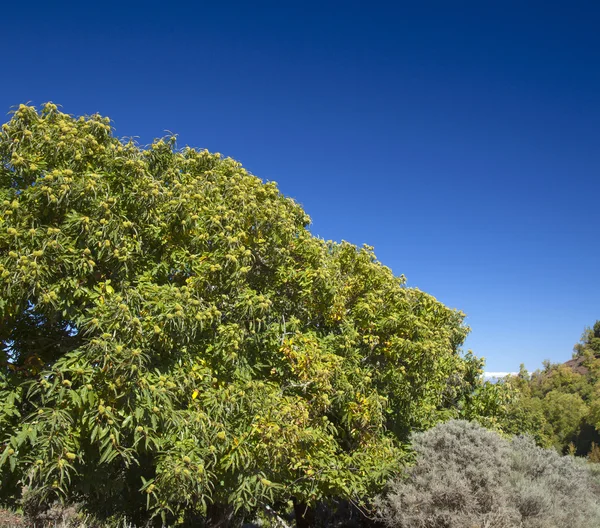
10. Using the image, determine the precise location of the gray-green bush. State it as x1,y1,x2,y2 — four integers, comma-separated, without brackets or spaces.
375,420,600,528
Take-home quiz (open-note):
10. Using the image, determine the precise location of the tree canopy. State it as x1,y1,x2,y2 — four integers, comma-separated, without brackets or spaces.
0,104,489,525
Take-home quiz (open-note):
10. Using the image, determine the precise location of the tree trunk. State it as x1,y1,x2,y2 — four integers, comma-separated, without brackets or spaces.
293,499,315,528
205,502,234,528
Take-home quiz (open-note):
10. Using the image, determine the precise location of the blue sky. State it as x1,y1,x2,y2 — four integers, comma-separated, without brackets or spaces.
2,1,599,372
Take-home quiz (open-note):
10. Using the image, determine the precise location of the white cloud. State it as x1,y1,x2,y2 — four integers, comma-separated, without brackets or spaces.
483,372,517,379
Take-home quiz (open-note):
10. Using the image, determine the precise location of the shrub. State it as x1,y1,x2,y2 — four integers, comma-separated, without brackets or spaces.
375,420,600,528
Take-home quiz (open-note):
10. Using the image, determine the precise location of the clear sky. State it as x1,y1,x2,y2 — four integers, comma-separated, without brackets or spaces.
2,1,599,372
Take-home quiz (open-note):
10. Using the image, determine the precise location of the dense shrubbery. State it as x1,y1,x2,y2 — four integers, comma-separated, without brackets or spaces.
0,104,498,526
375,420,600,528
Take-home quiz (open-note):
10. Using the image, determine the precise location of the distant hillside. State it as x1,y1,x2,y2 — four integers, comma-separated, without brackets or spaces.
563,355,592,376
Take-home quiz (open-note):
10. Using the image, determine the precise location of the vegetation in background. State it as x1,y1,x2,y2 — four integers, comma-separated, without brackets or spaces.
0,104,499,526
375,420,600,528
502,321,600,454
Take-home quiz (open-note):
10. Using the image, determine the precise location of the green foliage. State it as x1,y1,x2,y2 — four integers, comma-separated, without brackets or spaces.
0,104,485,524
502,322,600,454
375,420,600,528
542,391,589,447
